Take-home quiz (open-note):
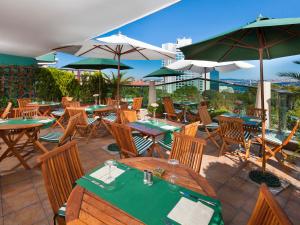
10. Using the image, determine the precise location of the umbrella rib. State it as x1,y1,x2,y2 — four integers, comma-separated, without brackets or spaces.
122,47,146,55
78,45,99,56
127,44,150,60
152,49,175,60
260,30,271,59
218,29,254,61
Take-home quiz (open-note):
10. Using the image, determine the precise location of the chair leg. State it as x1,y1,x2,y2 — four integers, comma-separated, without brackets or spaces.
244,140,251,159
205,128,220,148
219,141,226,157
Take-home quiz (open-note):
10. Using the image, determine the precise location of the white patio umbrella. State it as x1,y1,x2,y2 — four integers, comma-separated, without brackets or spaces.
167,60,254,91
57,33,176,101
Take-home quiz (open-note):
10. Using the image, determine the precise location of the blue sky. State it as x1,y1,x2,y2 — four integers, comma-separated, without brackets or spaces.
56,0,300,80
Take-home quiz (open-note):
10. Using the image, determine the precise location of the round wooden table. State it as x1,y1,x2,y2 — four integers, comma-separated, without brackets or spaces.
66,157,216,225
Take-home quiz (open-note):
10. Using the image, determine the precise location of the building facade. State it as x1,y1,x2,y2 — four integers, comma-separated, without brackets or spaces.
161,38,205,93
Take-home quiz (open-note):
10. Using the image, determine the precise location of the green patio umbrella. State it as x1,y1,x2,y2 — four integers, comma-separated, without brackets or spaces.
144,67,184,91
63,58,132,102
63,58,132,70
180,15,300,186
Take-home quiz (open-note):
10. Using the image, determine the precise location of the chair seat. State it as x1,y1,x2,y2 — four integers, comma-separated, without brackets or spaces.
103,113,117,122
58,203,66,217
87,117,97,125
39,132,63,143
224,130,251,141
158,136,172,151
133,136,153,155
175,109,182,114
205,122,219,129
260,130,287,145
51,110,65,117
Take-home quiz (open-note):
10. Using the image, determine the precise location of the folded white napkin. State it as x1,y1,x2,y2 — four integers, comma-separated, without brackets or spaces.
161,125,176,130
90,165,125,184
138,120,150,123
0,120,6,123
167,197,214,225
38,119,52,123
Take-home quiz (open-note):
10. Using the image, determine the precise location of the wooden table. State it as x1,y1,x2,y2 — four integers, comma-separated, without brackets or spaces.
0,117,52,169
66,157,216,225
27,101,60,116
127,119,183,158
174,101,198,123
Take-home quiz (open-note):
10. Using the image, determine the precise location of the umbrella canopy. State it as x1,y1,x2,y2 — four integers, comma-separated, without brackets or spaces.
144,67,184,78
180,16,300,175
0,0,179,57
166,60,254,91
56,33,176,101
63,58,132,70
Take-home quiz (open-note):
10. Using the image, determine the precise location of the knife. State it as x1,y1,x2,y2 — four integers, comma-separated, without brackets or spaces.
180,191,216,206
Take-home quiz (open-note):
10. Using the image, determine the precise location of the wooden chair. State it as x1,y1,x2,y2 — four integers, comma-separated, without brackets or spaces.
39,114,80,147
158,121,200,151
132,97,143,111
106,98,118,106
120,110,138,124
17,98,31,108
162,97,182,121
1,102,12,119
38,141,84,225
61,96,73,108
198,105,220,148
218,116,252,158
65,101,80,108
247,107,267,120
110,122,152,158
247,184,292,225
169,132,206,173
256,120,300,167
67,107,98,143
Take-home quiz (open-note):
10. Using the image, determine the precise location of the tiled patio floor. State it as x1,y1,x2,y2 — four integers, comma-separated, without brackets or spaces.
0,128,299,225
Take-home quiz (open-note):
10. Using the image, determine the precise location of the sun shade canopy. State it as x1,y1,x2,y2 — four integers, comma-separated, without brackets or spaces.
180,16,300,61
0,0,180,57
63,58,132,70
144,67,184,78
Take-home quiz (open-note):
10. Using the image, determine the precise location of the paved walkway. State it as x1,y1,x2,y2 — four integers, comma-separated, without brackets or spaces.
0,129,299,225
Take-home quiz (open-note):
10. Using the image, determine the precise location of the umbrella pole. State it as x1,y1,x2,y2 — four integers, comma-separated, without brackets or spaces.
259,48,266,173
117,53,121,104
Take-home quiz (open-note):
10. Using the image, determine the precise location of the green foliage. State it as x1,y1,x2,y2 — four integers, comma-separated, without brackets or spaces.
278,59,300,81
147,100,164,115
34,68,78,101
209,109,229,118
172,85,201,102
104,72,134,98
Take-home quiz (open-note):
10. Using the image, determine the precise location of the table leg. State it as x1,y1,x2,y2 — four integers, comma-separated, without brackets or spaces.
182,107,188,124
0,131,31,169
25,128,48,154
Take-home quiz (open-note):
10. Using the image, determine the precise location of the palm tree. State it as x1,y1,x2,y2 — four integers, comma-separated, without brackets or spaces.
278,60,300,80
104,72,134,98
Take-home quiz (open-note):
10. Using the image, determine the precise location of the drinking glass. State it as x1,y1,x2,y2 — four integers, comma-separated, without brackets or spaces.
163,112,167,120
105,159,116,180
167,159,179,184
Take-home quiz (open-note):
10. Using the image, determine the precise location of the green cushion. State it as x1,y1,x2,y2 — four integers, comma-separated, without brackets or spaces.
51,110,65,117
87,117,97,125
133,136,153,155
158,136,172,151
39,132,62,143
57,203,66,217
103,113,117,122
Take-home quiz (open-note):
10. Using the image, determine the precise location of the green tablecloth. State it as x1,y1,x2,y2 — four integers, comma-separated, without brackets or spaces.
0,118,55,129
77,163,223,225
85,104,107,114
30,101,60,107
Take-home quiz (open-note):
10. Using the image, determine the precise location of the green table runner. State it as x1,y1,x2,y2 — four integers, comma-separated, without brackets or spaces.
0,118,55,129
76,163,223,225
30,101,60,107
134,120,181,142
222,113,261,126
85,104,107,114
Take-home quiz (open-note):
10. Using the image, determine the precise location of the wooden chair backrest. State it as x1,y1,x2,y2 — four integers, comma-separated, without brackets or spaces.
281,120,300,147
162,97,175,114
59,114,80,145
65,101,80,108
181,121,199,137
110,122,138,157
67,107,88,126
106,98,117,106
170,133,206,173
1,102,12,119
120,102,129,110
218,116,245,142
17,98,31,108
247,107,266,119
198,105,212,125
21,107,39,118
132,97,143,111
120,110,138,124
38,141,84,216
247,184,292,225
61,96,73,108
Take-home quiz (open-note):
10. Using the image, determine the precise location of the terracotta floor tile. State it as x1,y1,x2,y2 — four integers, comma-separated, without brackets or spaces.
229,210,250,225
220,201,238,224
3,202,46,225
